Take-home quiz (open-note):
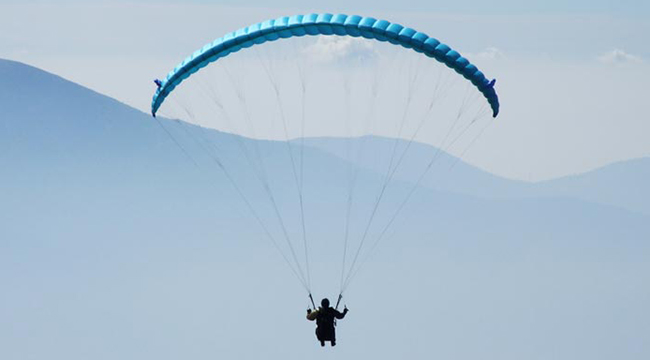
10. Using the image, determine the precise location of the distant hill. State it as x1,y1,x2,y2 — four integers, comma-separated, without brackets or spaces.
300,136,533,198
532,157,650,216
2,56,648,256
302,136,650,216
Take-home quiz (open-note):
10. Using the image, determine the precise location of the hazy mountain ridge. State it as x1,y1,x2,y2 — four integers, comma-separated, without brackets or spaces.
532,157,650,216
3,58,647,216
300,136,650,215
2,57,648,245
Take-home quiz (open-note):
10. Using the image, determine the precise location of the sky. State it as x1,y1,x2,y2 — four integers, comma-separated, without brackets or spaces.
1,0,649,180
2,2,650,359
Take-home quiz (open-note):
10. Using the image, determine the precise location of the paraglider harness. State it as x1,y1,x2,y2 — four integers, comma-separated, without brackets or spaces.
310,294,344,327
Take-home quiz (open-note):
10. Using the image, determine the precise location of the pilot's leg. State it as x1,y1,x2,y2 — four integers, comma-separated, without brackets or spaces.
316,327,325,346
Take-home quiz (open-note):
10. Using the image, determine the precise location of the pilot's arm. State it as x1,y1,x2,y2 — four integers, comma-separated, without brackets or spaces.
306,309,318,321
334,307,349,320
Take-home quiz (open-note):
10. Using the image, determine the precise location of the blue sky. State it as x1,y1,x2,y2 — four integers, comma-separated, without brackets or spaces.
3,0,648,14
1,0,649,180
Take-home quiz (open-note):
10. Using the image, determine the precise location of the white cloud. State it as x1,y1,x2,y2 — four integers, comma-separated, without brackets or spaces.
471,47,506,60
597,49,643,64
302,36,378,65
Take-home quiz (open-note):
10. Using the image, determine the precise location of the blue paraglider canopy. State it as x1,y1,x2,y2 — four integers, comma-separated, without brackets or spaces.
151,13,499,118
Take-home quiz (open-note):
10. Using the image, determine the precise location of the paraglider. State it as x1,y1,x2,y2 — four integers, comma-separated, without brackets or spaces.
150,13,500,347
